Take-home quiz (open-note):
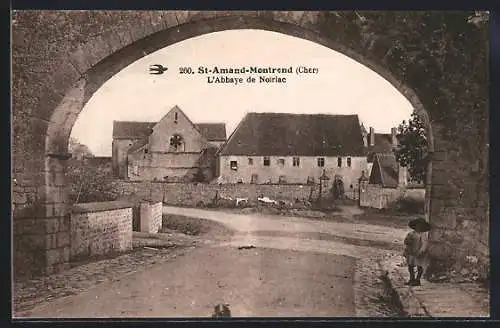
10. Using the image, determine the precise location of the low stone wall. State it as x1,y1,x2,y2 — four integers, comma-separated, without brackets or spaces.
360,185,425,209
139,201,163,233
112,181,319,206
70,201,133,261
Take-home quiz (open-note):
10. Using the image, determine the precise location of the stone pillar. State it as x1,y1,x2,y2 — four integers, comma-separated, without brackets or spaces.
13,154,71,278
427,147,489,279
140,202,152,233
358,171,369,207
139,201,163,233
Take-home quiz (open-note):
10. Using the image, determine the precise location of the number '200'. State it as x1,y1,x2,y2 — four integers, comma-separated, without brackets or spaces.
179,67,193,74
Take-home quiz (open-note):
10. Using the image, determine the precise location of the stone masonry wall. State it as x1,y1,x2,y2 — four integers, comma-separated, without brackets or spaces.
114,181,319,207
70,201,133,261
139,201,163,233
360,185,425,209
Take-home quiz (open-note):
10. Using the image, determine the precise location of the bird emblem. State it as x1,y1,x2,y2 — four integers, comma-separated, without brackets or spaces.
149,64,168,75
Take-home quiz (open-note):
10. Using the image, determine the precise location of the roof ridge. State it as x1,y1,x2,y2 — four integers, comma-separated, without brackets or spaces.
247,112,359,117
195,122,226,125
113,120,157,123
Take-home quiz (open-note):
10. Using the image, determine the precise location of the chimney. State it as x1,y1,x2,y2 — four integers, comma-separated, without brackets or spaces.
369,127,375,146
361,124,368,147
391,128,397,148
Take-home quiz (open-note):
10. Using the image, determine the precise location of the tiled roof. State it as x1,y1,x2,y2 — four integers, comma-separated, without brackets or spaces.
194,123,227,141
369,153,399,188
112,121,156,139
366,133,396,162
219,112,366,156
113,121,227,142
128,138,148,153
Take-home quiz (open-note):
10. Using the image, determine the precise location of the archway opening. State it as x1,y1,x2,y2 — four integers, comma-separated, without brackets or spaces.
63,27,432,208
37,17,436,281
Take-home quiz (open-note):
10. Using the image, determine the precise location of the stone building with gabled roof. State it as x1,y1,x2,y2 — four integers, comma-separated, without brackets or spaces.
112,105,226,181
368,153,408,188
361,124,409,186
217,112,368,189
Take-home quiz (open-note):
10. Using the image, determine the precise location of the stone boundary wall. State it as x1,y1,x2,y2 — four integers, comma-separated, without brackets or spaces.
360,185,425,209
139,201,163,233
70,201,133,261
112,181,319,206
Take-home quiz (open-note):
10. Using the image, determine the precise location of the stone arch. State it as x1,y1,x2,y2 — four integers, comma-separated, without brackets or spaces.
13,11,488,278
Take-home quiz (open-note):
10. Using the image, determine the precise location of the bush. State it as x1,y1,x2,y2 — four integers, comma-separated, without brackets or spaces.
390,196,425,214
67,159,119,203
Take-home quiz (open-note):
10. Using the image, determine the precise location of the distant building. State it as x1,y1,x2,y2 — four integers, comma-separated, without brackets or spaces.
112,105,226,181
361,125,409,186
368,153,408,188
217,112,367,189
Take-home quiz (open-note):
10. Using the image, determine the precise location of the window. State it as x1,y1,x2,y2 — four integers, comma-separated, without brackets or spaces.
278,158,285,166
317,157,325,167
263,156,270,166
337,157,342,168
174,112,178,123
144,148,148,154
347,157,352,168
169,134,184,152
230,161,238,171
133,165,138,175
293,157,300,167
248,158,253,165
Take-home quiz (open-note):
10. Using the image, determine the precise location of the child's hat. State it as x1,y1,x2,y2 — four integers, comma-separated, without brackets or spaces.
408,217,431,232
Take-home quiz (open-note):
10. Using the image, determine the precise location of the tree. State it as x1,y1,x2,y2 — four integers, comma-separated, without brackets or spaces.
394,110,428,183
67,158,118,203
68,137,94,159
66,138,116,203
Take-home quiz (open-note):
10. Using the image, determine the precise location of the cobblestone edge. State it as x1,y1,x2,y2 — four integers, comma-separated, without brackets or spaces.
353,256,402,317
378,255,430,318
13,245,199,317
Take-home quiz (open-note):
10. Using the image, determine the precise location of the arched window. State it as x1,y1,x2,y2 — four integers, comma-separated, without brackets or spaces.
169,134,185,152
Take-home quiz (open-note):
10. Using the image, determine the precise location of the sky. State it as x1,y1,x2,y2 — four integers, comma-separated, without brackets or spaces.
71,29,413,156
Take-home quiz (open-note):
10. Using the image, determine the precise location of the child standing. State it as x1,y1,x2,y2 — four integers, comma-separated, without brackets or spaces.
403,217,431,286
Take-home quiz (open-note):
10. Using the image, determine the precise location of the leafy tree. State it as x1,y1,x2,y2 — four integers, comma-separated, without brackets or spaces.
68,137,94,159
394,110,428,183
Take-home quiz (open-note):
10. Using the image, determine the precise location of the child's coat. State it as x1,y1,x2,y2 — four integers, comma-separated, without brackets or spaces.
403,230,430,269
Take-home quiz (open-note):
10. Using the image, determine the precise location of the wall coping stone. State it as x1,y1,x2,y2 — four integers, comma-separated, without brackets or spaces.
71,201,133,214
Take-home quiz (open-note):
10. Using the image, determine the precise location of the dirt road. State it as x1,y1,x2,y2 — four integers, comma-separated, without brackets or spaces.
21,246,356,318
163,206,408,253
16,206,407,318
